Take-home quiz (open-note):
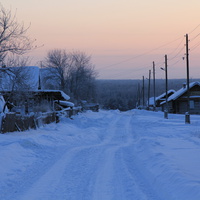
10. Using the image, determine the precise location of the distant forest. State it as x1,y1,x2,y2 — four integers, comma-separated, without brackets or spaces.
96,79,200,111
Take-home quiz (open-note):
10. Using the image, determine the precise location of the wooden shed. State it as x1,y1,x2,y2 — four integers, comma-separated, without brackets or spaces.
0,90,71,114
161,82,200,114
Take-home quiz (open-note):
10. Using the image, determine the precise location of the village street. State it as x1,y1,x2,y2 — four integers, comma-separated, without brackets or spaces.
0,110,200,200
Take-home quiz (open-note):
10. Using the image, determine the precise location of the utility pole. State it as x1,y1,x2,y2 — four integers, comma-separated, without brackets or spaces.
147,70,151,109
137,83,141,107
142,76,145,108
185,33,190,124
164,55,168,119
153,61,156,111
161,55,168,118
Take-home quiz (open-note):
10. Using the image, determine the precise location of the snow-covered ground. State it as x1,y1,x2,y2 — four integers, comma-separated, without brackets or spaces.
0,109,200,200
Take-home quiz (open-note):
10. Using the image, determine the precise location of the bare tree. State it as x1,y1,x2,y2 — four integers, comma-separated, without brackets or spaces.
42,49,97,103
42,49,69,91
0,4,34,64
6,55,30,68
68,51,97,102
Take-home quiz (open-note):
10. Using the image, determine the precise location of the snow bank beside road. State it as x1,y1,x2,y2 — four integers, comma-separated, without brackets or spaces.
131,110,200,199
0,110,200,200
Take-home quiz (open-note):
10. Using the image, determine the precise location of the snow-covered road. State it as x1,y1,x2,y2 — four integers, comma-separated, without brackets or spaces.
1,110,200,200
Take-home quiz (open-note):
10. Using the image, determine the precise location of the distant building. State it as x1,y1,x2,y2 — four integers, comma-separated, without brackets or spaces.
161,82,200,114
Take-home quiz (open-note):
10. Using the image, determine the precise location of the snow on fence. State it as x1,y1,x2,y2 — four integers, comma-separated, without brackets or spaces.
0,108,81,133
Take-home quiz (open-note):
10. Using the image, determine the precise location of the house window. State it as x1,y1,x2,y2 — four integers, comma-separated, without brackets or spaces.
190,100,195,109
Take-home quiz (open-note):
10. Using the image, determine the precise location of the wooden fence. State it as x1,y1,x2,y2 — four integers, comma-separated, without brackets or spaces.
0,105,90,133
1,112,57,133
1,108,81,133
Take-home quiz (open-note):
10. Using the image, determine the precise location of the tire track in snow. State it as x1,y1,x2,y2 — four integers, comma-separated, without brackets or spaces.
119,113,161,200
18,146,86,200
48,114,124,200
118,147,161,200
18,111,160,200
91,112,136,200
18,112,122,200
92,111,160,200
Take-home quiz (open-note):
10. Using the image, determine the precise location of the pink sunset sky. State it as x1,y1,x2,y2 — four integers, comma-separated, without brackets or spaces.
1,0,200,79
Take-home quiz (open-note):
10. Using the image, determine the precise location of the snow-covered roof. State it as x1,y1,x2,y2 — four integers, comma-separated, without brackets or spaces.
168,82,200,101
149,90,176,106
161,82,200,105
0,66,40,90
148,97,155,106
56,100,74,107
59,91,70,101
23,66,40,89
36,90,70,100
156,90,176,101
0,66,71,100
0,90,70,101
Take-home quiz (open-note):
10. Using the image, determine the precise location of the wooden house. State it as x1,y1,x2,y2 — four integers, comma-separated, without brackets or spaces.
161,82,200,114
0,90,72,114
0,66,74,114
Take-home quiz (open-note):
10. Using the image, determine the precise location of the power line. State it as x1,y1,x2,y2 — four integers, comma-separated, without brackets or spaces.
103,60,158,79
99,36,183,70
99,54,152,70
98,24,200,79
168,46,185,61
103,64,152,79
190,40,200,51
168,58,183,67
100,24,200,71
189,24,200,34
157,62,165,69
168,37,184,56
190,33,200,42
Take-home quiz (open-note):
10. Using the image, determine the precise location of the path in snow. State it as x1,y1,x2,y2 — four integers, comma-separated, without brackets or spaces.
1,110,200,200
18,111,157,200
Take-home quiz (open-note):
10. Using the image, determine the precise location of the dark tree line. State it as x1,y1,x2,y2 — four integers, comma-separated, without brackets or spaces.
96,79,200,111
96,80,137,111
